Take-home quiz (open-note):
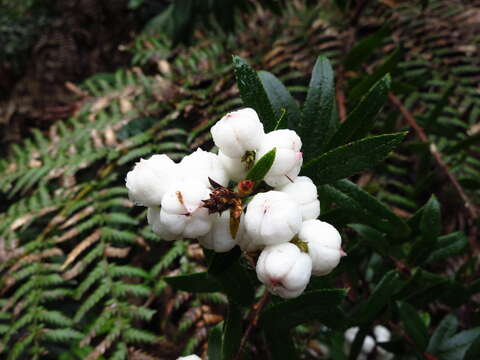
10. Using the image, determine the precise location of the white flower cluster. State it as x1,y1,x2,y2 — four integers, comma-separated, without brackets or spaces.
177,355,201,360
344,326,394,360
126,108,344,299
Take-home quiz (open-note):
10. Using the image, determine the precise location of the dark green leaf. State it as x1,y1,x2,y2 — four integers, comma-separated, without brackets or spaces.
299,56,337,159
398,301,429,351
464,335,480,360
258,71,300,130
349,48,401,101
426,232,468,264
354,270,402,325
437,328,480,360
420,195,441,243
349,224,389,255
208,247,241,275
303,132,407,185
208,322,223,360
263,328,298,360
321,180,410,238
260,289,347,331
328,75,391,149
409,195,441,264
165,272,222,293
344,24,390,70
233,56,276,131
427,314,458,353
222,303,242,360
246,148,276,182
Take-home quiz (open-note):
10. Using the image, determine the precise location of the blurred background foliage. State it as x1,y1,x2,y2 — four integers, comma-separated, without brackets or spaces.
0,0,479,359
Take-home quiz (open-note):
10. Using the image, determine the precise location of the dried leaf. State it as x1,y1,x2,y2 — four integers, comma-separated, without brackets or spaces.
61,230,101,270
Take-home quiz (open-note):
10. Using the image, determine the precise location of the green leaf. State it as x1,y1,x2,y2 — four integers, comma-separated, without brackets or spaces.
128,0,144,9
299,56,337,159
354,270,402,325
349,224,389,255
303,132,407,185
260,289,347,331
349,48,401,101
328,75,391,149
258,71,300,130
208,248,254,306
222,303,242,360
427,314,458,353
344,24,390,70
246,148,276,182
208,322,223,360
464,336,480,360
263,328,298,360
437,328,480,360
165,272,222,293
321,180,410,238
409,195,441,264
426,232,468,264
233,56,276,131
398,301,429,351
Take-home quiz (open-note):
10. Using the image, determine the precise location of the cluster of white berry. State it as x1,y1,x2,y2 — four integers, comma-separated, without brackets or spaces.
126,108,344,299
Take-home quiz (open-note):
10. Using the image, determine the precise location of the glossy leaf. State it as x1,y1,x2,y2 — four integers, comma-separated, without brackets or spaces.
222,303,242,360
427,314,458,353
208,322,223,360
233,56,276,131
349,224,389,255
164,272,222,293
437,328,480,360
246,148,276,182
258,71,300,130
344,24,390,70
321,179,410,238
299,56,337,159
328,75,391,149
303,132,407,186
398,301,429,350
426,232,468,264
354,271,402,325
260,289,347,331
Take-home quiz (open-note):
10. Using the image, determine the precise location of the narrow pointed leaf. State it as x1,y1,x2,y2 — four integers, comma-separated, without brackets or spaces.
303,132,407,185
222,303,242,360
165,272,222,293
398,301,429,350
328,75,391,149
299,56,336,159
321,179,410,238
258,70,300,130
233,56,276,131
260,289,347,331
437,328,480,360
208,322,223,360
354,271,402,325
246,148,276,181
344,24,390,70
427,314,458,353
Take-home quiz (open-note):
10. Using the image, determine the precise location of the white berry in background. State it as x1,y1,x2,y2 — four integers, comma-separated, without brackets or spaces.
256,242,312,299
218,150,248,182
257,129,303,187
344,327,375,360
125,154,177,207
177,355,201,360
158,180,212,240
245,191,302,246
198,211,243,253
374,326,394,360
277,176,320,221
211,107,265,158
179,148,229,187
298,219,343,276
